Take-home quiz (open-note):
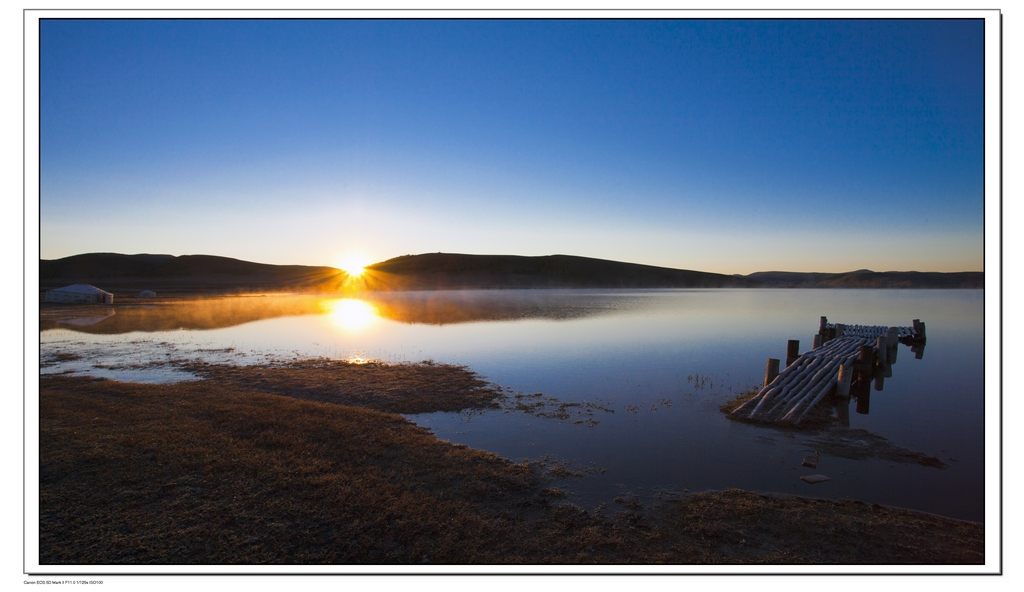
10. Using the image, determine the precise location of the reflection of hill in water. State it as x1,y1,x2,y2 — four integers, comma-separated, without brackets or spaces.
40,292,630,334
41,296,330,334
370,291,625,325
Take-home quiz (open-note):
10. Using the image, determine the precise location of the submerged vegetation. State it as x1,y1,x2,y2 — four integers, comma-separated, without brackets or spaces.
39,360,983,566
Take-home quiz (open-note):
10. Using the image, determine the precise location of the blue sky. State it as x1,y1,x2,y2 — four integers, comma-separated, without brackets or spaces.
38,18,986,274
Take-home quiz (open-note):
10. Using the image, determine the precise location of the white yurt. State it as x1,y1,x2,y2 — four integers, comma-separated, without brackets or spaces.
43,284,114,304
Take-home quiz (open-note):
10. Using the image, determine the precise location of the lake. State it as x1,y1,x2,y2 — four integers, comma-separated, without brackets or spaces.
39,288,986,522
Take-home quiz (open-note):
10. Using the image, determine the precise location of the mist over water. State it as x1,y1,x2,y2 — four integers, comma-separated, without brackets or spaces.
40,289,986,521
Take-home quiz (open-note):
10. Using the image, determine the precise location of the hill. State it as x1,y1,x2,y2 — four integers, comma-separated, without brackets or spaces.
40,253,347,295
360,253,758,290
744,270,984,289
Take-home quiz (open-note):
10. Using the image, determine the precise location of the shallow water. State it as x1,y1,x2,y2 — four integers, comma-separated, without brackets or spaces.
39,288,986,521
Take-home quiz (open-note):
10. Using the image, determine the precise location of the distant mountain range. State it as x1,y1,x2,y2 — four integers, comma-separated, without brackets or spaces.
39,252,984,295
744,269,984,289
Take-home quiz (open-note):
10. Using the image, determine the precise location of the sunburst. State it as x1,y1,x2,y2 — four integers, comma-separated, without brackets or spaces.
337,253,372,277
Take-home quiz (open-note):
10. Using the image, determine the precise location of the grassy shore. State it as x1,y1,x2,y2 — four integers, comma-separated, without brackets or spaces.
39,361,984,566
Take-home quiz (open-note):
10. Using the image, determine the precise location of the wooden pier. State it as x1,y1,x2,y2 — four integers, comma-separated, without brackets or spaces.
730,316,926,425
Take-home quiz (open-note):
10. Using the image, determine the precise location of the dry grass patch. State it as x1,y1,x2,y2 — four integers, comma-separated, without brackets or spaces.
40,369,984,566
649,489,983,564
39,375,636,564
180,358,501,414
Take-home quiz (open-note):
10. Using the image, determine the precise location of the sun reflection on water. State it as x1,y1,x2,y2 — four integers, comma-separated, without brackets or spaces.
326,298,380,332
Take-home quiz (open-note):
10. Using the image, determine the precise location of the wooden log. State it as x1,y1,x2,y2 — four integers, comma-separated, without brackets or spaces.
794,355,845,398
784,352,859,423
809,336,840,357
764,356,810,387
756,357,825,418
732,367,789,415
802,354,860,419
835,323,845,338
739,385,785,419
764,358,780,388
762,356,836,418
789,359,842,403
756,354,835,418
810,335,863,359
786,368,841,425
876,336,887,367
819,316,828,335
782,346,844,385
789,377,837,424
812,334,822,349
738,357,809,417
730,390,766,416
804,337,866,369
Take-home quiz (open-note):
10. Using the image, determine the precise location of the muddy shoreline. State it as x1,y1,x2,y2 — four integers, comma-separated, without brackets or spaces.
38,359,984,566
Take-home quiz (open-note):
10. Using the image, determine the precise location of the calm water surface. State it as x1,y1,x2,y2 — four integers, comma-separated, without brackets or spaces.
40,289,986,521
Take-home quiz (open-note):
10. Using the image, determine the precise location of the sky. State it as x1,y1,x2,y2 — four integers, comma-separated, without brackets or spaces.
37,17,988,275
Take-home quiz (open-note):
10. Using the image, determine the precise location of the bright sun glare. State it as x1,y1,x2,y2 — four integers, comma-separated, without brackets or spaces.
337,253,371,277
327,298,379,332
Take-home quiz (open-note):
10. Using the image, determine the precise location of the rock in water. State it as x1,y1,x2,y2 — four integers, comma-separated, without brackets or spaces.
800,474,831,484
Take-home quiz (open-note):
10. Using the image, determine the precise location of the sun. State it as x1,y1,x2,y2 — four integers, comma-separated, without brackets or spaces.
337,253,372,277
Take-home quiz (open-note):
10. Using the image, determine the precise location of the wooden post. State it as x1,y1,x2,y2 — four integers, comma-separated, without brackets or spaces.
875,336,887,367
858,344,874,368
787,340,800,367
835,396,850,427
835,363,852,400
819,316,828,335
835,323,845,338
886,328,899,366
812,334,822,349
856,388,871,415
852,373,869,399
765,358,780,388
912,319,927,342
874,373,885,392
